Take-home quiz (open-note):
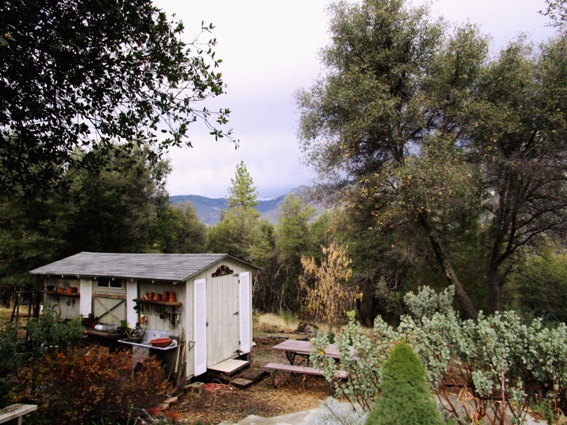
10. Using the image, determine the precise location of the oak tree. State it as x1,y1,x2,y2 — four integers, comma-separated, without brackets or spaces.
297,0,567,316
0,0,233,194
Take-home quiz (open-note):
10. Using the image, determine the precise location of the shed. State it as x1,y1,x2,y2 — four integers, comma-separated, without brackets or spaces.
30,252,260,378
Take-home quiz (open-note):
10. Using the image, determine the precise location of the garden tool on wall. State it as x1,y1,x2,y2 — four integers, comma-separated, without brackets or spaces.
168,309,180,328
176,327,186,389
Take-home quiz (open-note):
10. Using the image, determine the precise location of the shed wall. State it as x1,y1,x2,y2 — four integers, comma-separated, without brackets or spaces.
187,258,253,370
44,276,80,320
40,257,255,380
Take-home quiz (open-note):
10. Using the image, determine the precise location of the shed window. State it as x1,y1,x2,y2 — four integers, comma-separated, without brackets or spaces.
97,277,123,288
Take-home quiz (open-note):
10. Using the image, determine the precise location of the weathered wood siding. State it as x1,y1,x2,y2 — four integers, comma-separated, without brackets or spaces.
43,276,80,320
40,256,255,380
184,258,253,374
92,279,126,326
137,280,185,334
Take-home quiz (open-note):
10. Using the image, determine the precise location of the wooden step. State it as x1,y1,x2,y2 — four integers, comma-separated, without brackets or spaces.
209,359,249,374
231,368,268,389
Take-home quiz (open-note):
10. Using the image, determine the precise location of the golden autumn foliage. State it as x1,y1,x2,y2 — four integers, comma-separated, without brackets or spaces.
26,346,169,424
299,242,361,327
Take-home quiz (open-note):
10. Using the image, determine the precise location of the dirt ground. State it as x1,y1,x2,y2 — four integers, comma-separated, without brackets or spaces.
168,334,332,425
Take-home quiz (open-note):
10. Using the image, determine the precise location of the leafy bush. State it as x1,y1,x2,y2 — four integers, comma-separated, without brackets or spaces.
506,249,567,322
0,309,84,404
0,321,20,408
0,321,20,377
311,286,567,424
365,341,445,425
26,345,169,424
310,312,394,411
25,309,84,357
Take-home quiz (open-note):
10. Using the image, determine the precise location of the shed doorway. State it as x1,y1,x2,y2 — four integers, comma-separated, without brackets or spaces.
208,274,240,366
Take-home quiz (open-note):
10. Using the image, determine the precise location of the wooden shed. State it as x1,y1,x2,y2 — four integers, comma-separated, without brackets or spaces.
30,252,259,379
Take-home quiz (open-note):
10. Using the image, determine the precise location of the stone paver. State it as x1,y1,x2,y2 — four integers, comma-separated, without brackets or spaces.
218,409,315,425
218,404,549,425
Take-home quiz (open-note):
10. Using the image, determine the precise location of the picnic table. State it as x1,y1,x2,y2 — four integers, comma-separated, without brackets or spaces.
271,339,347,365
267,339,348,391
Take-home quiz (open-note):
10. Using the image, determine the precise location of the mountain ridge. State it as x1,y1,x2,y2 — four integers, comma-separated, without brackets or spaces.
170,186,319,225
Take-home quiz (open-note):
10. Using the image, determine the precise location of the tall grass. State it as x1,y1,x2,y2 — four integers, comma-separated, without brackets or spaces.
253,310,331,335
253,311,298,334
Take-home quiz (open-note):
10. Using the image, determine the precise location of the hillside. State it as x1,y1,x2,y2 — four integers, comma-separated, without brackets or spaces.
170,186,322,226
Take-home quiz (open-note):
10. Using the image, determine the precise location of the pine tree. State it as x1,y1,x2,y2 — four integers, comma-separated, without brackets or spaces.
208,161,272,262
227,161,258,209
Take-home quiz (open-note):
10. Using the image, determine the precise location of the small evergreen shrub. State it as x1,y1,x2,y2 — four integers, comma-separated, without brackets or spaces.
365,341,444,425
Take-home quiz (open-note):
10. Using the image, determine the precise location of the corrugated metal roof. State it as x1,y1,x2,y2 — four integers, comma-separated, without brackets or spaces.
30,252,256,282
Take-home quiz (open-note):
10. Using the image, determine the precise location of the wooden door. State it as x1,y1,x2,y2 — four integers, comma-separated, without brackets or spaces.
194,278,207,376
207,274,240,366
239,272,251,354
92,294,126,325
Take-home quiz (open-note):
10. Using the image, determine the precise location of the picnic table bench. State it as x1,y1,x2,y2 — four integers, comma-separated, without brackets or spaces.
271,339,342,365
264,362,348,392
0,403,37,425
267,339,352,392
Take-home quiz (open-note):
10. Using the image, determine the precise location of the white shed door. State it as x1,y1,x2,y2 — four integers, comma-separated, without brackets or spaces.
79,279,92,317
126,280,138,327
239,272,251,354
194,278,207,376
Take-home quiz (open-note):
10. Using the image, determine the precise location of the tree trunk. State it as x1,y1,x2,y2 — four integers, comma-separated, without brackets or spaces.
487,269,504,313
419,212,478,319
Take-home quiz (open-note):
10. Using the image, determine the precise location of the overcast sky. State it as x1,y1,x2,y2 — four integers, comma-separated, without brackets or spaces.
156,0,558,199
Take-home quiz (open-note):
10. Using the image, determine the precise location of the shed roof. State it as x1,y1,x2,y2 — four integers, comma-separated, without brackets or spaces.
30,252,257,282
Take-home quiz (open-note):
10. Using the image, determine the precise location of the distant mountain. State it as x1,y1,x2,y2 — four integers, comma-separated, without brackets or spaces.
170,195,227,225
170,186,323,226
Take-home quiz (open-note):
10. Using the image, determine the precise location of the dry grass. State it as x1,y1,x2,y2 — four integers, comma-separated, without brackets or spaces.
0,306,12,330
253,312,298,335
253,312,331,336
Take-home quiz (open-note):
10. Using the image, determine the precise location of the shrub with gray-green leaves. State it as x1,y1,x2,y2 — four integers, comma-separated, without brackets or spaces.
311,285,567,424
310,311,397,411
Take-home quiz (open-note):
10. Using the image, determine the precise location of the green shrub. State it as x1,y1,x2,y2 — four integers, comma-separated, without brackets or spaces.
26,309,84,357
0,321,20,377
365,341,444,425
310,315,392,411
311,285,567,423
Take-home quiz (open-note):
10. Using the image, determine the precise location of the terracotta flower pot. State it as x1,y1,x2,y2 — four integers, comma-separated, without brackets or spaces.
168,292,176,302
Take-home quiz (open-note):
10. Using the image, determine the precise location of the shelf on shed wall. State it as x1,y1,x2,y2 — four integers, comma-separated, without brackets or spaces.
133,298,182,307
44,291,80,298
